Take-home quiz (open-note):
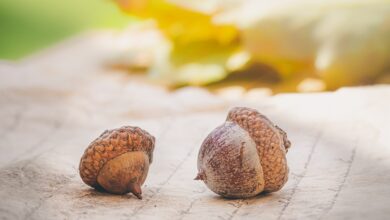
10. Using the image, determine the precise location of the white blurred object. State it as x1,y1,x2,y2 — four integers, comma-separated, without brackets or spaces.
105,21,166,70
223,0,390,88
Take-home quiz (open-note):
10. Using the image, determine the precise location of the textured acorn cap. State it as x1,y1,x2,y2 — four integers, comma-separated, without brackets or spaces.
79,126,155,189
226,107,290,192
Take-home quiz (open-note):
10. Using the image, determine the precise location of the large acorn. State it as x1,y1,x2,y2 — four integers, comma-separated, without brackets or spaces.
195,107,291,198
79,126,155,199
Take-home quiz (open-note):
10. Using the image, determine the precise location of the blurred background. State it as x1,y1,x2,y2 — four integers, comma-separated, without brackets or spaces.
1,0,389,93
0,0,132,59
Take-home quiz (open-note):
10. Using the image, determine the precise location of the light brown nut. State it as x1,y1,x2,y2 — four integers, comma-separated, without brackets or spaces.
196,107,291,198
196,122,265,198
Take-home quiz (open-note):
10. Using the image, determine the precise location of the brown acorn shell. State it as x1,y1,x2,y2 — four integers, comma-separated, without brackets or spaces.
97,151,149,198
197,122,265,198
226,107,290,192
79,126,155,189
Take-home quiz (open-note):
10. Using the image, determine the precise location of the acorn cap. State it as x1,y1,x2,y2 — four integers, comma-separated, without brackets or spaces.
226,107,290,192
79,126,155,188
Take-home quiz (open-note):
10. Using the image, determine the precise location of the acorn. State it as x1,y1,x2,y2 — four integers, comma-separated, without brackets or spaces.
79,126,155,199
195,107,291,198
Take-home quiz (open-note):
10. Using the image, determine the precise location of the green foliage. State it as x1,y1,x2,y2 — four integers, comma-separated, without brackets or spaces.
0,0,133,59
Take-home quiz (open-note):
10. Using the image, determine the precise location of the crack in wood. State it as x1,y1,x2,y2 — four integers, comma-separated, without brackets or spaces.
126,119,178,217
227,200,244,220
176,186,207,220
177,198,200,220
130,119,211,219
320,139,358,219
130,143,199,218
277,129,323,220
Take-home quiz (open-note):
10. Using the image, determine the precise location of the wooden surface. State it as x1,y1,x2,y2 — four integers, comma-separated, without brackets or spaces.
1,32,390,220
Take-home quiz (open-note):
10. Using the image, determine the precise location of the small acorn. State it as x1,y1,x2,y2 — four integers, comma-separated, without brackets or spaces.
195,107,291,198
79,126,155,199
